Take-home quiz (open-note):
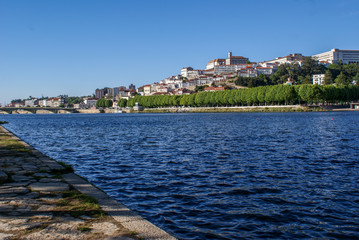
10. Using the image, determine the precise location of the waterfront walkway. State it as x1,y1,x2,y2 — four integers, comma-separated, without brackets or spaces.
0,125,175,240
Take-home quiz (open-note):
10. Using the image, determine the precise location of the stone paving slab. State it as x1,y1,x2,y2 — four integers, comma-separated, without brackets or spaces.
28,182,70,193
63,173,177,240
0,125,177,240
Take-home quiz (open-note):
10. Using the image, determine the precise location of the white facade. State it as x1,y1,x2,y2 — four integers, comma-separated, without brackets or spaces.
25,99,38,107
143,85,151,96
84,98,97,107
262,53,303,65
213,64,257,75
213,65,238,75
206,59,226,70
196,77,212,85
313,74,325,85
187,70,201,79
238,68,257,77
312,48,359,64
255,67,274,75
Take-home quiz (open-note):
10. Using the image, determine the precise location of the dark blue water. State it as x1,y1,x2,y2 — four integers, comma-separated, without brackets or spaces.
1,112,359,239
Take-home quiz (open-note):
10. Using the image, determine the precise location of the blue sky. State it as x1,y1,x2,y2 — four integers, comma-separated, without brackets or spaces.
1,0,359,105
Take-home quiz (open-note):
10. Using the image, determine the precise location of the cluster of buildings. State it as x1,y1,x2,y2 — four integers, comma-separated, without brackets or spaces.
7,48,359,108
10,97,66,108
135,49,359,96
311,49,359,85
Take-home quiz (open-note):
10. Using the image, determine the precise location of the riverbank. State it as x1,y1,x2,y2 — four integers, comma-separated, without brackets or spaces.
138,105,315,113
2,105,358,115
0,125,176,240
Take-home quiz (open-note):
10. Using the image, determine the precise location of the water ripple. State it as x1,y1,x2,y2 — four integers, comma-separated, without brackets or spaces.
2,112,359,239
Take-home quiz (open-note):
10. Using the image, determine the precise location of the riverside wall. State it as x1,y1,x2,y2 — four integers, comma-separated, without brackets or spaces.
0,125,176,240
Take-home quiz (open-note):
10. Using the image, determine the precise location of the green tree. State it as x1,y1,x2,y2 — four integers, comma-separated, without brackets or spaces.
323,70,333,85
105,100,113,108
335,72,349,85
117,99,127,108
96,98,105,108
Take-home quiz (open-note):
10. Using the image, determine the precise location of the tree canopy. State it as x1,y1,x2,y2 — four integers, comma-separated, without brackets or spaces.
126,84,359,108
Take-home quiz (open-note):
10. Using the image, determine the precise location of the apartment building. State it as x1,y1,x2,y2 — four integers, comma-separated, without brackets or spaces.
312,48,359,64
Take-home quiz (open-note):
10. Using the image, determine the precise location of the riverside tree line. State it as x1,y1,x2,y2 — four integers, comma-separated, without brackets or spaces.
123,85,359,108
93,58,359,108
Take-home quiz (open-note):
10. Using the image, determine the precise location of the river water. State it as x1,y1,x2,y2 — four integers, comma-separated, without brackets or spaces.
1,112,359,239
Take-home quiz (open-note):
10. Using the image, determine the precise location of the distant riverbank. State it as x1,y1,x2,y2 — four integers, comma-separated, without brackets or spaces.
2,105,358,115
136,105,359,113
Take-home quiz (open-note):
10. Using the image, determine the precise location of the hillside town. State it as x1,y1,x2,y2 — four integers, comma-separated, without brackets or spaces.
6,48,359,109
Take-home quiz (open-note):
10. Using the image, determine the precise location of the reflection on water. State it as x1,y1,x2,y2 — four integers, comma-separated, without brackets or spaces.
2,112,359,239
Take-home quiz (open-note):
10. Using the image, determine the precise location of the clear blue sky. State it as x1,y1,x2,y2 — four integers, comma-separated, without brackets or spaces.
1,0,359,105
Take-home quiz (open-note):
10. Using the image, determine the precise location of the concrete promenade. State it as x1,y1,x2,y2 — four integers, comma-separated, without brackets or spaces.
0,125,176,240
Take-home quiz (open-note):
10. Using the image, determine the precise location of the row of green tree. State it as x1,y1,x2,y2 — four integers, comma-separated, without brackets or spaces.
126,84,359,108
234,58,359,87
96,98,113,108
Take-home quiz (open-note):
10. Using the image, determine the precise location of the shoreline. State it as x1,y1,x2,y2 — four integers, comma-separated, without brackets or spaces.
0,125,176,240
1,105,358,115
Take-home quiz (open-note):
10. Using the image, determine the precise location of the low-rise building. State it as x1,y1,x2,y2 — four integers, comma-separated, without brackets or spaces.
261,53,303,65
84,98,97,108
25,99,38,107
255,67,274,75
181,67,202,79
143,85,152,96
313,74,325,85
238,66,257,77
46,97,65,107
196,76,213,85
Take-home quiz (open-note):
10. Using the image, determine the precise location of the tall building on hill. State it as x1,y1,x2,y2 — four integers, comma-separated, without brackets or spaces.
225,52,248,65
312,48,359,64
206,52,248,69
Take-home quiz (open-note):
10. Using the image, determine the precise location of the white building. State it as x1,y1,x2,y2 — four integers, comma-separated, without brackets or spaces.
313,74,325,85
206,52,249,70
213,64,257,75
25,99,38,107
206,58,226,70
181,67,201,79
255,67,274,75
312,48,359,64
213,65,238,75
143,85,151,96
238,67,257,77
261,53,303,65
196,76,213,85
84,98,97,108
225,52,248,65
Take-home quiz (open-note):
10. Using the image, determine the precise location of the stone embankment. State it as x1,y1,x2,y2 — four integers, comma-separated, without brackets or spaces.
0,125,176,240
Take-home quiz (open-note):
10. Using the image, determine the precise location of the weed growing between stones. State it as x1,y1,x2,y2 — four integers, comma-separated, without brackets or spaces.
77,224,92,232
55,190,107,218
